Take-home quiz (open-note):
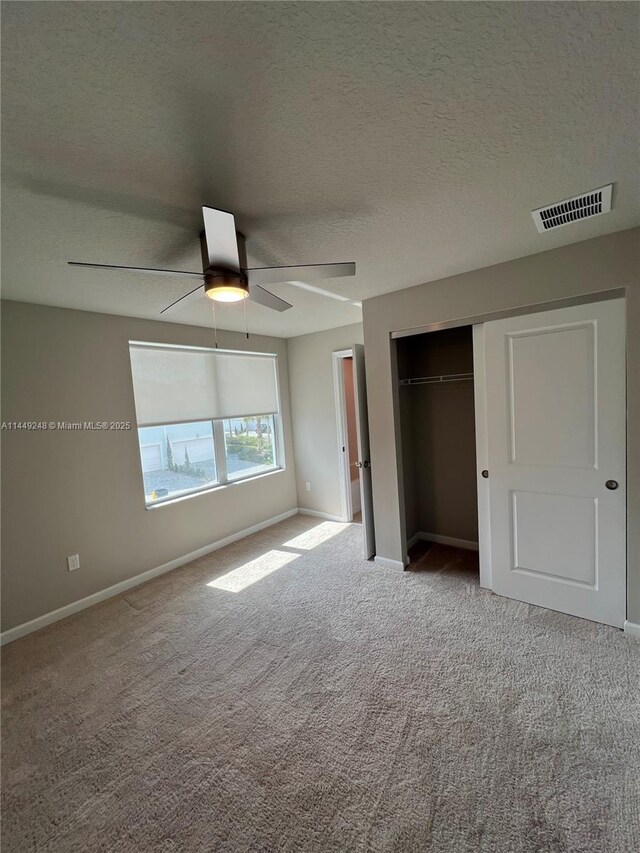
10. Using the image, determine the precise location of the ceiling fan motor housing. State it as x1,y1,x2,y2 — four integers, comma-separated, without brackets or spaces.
204,269,249,294
200,226,249,301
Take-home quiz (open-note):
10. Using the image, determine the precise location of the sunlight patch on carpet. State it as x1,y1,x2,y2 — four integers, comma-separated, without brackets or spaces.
207,549,299,592
282,521,346,551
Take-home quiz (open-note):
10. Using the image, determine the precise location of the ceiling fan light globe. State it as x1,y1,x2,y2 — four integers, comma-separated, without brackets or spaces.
206,286,248,303
204,273,249,303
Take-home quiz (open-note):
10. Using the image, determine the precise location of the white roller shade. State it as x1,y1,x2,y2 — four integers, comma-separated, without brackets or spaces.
129,343,279,427
213,351,281,420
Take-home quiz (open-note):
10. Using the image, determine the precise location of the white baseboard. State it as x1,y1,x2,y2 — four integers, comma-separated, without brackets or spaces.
0,508,299,647
406,532,421,550
624,620,640,639
373,555,406,571
411,531,479,552
297,507,345,522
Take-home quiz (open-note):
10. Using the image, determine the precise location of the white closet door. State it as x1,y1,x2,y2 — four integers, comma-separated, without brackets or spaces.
483,298,626,627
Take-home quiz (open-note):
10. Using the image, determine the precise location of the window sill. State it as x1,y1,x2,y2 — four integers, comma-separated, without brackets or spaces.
144,467,284,510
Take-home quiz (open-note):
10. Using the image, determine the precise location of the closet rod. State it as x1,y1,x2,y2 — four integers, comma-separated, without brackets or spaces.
399,372,474,386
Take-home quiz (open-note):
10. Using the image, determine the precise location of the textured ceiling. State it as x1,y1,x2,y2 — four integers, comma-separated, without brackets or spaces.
2,2,638,338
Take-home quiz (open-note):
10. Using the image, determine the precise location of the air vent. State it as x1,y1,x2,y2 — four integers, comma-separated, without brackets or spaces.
531,184,612,233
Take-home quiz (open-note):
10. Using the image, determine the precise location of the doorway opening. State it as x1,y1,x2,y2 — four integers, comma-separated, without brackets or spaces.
334,349,361,524
333,346,375,559
396,325,480,576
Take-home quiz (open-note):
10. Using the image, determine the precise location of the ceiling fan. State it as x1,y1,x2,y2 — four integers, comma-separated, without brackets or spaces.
68,206,356,314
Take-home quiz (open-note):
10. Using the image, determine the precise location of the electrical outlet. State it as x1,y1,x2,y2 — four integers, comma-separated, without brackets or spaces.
305,482,311,492
67,554,80,572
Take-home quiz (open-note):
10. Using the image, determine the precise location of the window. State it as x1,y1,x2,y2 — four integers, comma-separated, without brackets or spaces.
129,343,282,506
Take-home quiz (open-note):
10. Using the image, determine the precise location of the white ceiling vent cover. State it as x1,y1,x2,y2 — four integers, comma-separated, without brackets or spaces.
531,184,612,233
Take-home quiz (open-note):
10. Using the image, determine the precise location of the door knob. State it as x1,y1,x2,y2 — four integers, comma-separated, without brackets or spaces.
605,480,619,490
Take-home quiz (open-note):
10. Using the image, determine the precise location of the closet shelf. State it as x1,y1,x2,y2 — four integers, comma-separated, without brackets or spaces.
399,372,474,386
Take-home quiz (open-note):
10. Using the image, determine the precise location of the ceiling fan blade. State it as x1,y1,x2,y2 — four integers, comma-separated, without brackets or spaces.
68,262,203,279
249,285,292,312
245,262,356,287
160,283,206,315
285,280,351,302
201,206,240,271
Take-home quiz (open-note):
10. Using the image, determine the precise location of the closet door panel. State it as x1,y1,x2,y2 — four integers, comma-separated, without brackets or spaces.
482,298,626,627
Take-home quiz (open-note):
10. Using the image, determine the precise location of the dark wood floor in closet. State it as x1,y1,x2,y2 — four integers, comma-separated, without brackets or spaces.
407,541,479,575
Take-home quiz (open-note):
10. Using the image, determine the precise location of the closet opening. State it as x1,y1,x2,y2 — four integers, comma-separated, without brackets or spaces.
396,325,479,576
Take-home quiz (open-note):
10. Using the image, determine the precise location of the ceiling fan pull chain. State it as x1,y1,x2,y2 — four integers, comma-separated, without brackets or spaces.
244,296,250,340
211,302,218,348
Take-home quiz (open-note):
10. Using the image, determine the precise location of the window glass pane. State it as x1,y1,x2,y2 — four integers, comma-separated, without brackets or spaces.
223,415,278,481
138,421,217,503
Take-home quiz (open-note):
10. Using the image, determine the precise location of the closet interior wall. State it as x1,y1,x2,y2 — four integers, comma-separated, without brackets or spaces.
397,326,478,550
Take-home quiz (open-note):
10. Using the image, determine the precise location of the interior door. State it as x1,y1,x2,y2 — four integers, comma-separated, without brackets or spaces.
483,298,626,627
352,343,375,559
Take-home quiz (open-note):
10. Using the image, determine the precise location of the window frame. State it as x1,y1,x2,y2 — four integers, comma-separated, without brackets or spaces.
130,342,285,509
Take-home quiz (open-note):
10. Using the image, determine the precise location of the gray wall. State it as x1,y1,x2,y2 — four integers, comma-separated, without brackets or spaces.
362,227,640,621
287,323,364,518
1,301,298,631
398,327,477,545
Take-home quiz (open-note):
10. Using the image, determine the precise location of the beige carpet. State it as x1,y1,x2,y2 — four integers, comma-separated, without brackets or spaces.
2,514,639,852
